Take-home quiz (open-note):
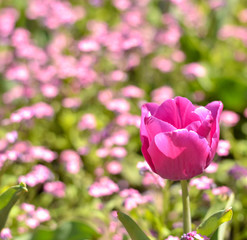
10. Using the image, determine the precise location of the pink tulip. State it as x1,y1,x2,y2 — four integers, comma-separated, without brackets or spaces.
140,96,223,180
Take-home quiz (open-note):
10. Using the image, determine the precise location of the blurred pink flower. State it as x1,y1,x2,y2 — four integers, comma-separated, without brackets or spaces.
165,236,180,240
62,98,82,109
30,146,57,162
44,181,66,198
113,0,131,11
212,186,231,195
239,9,247,23
60,150,83,174
106,98,130,113
11,28,30,47
205,162,218,173
19,164,53,187
182,63,207,79
78,38,100,52
0,8,19,38
96,148,110,158
121,85,144,98
217,140,231,156
151,86,174,104
110,147,127,158
115,113,141,127
6,65,29,83
78,114,97,130
109,70,127,82
19,204,50,229
89,177,119,197
106,161,122,175
0,228,12,239
41,84,59,98
220,110,240,127
120,188,152,211
190,176,214,190
152,57,174,73
35,207,51,222
142,172,165,188
209,0,225,9
32,102,53,118
6,131,18,143
171,50,186,63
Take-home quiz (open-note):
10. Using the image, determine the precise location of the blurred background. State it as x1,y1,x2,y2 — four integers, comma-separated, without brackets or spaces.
0,0,247,239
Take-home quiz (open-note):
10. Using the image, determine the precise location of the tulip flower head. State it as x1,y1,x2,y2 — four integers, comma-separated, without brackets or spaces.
140,96,223,180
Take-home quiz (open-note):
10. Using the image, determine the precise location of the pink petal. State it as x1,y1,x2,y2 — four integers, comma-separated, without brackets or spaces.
145,115,176,140
147,129,210,180
154,97,199,128
205,101,223,166
140,103,159,173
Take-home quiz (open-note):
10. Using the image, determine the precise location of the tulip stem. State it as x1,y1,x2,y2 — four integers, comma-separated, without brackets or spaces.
181,180,191,234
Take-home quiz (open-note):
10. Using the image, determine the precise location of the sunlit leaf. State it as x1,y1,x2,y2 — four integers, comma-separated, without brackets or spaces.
118,211,150,240
197,207,233,237
0,182,28,231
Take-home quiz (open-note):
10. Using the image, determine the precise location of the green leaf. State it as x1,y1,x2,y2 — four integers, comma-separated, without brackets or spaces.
14,221,99,240
197,207,233,237
0,182,28,231
210,193,235,240
54,221,100,240
118,211,151,240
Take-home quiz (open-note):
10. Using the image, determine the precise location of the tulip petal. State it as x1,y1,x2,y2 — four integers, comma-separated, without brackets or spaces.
205,101,223,166
154,97,200,128
145,115,176,141
147,129,210,180
140,103,159,138
140,103,159,173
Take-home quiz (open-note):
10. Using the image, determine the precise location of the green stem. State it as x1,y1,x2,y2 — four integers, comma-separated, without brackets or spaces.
181,180,191,234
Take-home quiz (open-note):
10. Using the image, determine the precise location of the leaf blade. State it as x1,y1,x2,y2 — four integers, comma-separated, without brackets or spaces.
118,211,151,240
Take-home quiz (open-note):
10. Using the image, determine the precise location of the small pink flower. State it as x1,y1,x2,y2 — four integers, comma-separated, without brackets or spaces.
106,99,130,113
44,181,66,198
106,161,122,175
165,236,180,240
60,150,82,174
5,131,18,143
109,70,127,82
110,147,127,159
0,228,12,239
0,8,19,38
121,85,144,98
152,57,174,73
220,110,240,127
78,114,97,130
35,207,51,222
182,63,207,79
89,177,119,197
41,84,58,98
190,176,214,190
151,86,174,104
78,38,100,52
205,162,218,173
62,98,81,109
212,186,231,195
217,140,231,156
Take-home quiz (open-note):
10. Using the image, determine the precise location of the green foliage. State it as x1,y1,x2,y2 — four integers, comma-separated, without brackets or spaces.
15,221,100,240
118,211,151,240
197,208,233,237
0,183,28,231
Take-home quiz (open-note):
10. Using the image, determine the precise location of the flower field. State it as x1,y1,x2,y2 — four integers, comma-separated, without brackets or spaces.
0,0,247,239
